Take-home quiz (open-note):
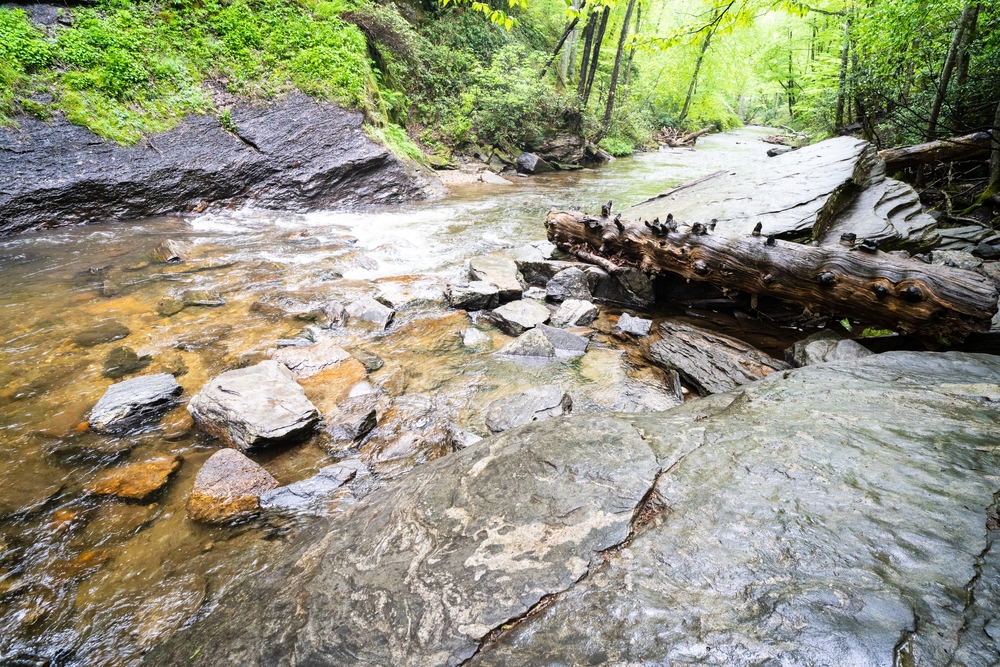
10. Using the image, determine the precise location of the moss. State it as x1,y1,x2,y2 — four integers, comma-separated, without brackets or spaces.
365,123,426,163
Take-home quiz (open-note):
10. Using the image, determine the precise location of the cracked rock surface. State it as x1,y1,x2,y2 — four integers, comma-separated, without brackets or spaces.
144,351,1000,667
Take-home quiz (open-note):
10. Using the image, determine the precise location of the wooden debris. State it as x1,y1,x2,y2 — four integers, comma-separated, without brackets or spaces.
654,126,714,147
878,131,991,173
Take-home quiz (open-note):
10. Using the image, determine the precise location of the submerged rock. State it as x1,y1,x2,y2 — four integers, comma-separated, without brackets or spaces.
187,360,320,451
258,461,361,514
102,346,152,379
346,297,395,330
155,298,185,318
89,374,183,434
447,281,499,311
550,298,599,327
350,348,384,373
182,290,226,307
85,456,182,501
469,255,522,302
324,399,378,447
71,320,131,348
322,301,349,328
150,240,190,263
485,385,572,433
145,351,1000,667
186,449,278,523
271,339,352,379
534,323,588,355
489,300,550,336
496,329,556,358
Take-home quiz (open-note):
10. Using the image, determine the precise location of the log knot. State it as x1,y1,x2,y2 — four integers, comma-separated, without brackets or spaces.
817,272,837,287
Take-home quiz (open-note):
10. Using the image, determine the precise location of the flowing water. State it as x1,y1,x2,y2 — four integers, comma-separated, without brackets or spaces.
0,127,778,665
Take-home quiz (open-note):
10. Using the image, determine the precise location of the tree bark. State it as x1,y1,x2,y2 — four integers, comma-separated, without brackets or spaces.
545,209,997,341
878,131,991,172
834,19,851,129
583,5,611,106
925,3,977,141
990,98,1000,194
598,0,637,137
678,24,714,126
559,0,583,85
623,0,641,89
539,16,581,81
954,3,979,97
576,11,598,98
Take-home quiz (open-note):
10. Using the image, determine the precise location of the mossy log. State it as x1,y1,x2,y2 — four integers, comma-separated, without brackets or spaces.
545,209,998,341
878,131,991,173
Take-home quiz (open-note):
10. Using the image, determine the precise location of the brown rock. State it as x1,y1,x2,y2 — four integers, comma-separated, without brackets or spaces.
161,408,195,440
85,456,183,501
186,449,279,523
271,339,352,379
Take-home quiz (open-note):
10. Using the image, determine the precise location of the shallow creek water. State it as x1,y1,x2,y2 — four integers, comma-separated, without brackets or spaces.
0,127,777,664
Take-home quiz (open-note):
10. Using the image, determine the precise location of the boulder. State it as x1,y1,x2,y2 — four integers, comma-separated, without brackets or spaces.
346,297,395,329
647,319,790,395
536,133,588,164
787,329,842,366
324,400,378,446
496,329,556,358
102,346,152,379
489,300,550,336
71,320,130,348
258,461,361,514
485,385,572,433
142,352,1000,667
973,240,1000,260
801,338,875,366
187,360,320,451
510,251,588,287
534,323,588,355
151,240,190,263
447,281,499,311
767,145,793,157
186,449,278,523
89,374,183,434
550,299,599,327
469,255,522,302
614,312,652,337
545,267,591,302
515,153,555,174
350,349,384,373
156,298,185,317
271,339,351,379
586,266,655,309
932,249,983,271
85,456,182,501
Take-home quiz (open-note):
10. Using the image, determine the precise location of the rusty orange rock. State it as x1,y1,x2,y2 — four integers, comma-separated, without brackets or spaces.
85,456,183,501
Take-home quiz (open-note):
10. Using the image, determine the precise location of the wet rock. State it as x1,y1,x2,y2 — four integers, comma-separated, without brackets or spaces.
489,300,550,336
350,348,384,372
522,286,547,301
324,400,378,446
512,252,589,287
346,297,395,330
151,240,190,263
485,385,572,433
801,338,875,365
973,240,1000,260
551,299,599,327
358,394,457,479
186,449,279,523
937,224,996,251
161,408,195,440
469,255,522,302
71,320,130,347
248,301,288,320
587,266,655,308
647,319,790,395
515,152,555,174
981,262,1000,289
85,456,182,501
371,363,407,396
322,301,349,328
447,281,499,311
89,374,183,434
102,346,152,379
931,249,983,271
182,290,226,307
786,329,841,366
535,323,588,355
461,328,491,348
258,461,361,514
767,145,793,157
614,312,652,337
496,329,556,358
545,267,591,302
156,298,184,317
187,360,320,451
479,171,512,185
271,339,351,379
449,426,483,450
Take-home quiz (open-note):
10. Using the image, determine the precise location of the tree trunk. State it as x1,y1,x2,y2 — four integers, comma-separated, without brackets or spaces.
925,3,977,141
834,19,851,129
583,5,611,106
539,16,581,81
559,0,583,85
598,0,637,138
990,98,1000,194
623,0,641,89
678,27,714,126
878,131,992,172
545,209,998,341
576,11,598,98
955,3,979,111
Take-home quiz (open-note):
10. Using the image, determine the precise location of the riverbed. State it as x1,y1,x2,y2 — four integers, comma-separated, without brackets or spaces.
0,127,778,665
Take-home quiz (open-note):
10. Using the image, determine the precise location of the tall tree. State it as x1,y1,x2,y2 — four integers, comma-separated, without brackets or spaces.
834,18,851,129
583,5,611,105
599,0,637,137
990,98,1000,195
925,3,978,141
576,10,598,98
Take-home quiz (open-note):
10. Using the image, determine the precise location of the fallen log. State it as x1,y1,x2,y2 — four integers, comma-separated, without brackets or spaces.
545,209,998,341
878,131,991,173
654,126,713,147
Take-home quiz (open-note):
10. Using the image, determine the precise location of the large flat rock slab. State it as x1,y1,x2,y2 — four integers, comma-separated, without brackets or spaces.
144,416,659,666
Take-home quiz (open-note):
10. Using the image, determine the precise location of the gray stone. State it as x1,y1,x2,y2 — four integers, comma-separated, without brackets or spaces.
522,286,547,301
545,267,591,302
151,239,190,263
535,323,588,355
981,262,1000,289
186,449,279,523
973,241,1000,260
614,312,652,336
102,346,152,379
143,352,1000,667
461,328,491,348
447,281,499,311
156,298,184,317
325,400,378,445
489,300,550,336
71,320,130,347
485,385,572,433
515,152,555,174
787,329,842,366
516,258,589,287
937,225,997,251
271,339,351,378
550,299,599,327
587,266,655,308
187,360,320,451
323,301,349,328
346,297,395,329
351,348,384,372
469,255,522,302
767,145,793,156
258,462,360,514
801,338,874,366
932,249,983,271
89,374,183,434
496,329,556,358
182,290,226,307
818,177,939,251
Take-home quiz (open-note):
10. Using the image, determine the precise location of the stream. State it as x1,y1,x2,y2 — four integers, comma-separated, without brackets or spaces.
0,127,780,665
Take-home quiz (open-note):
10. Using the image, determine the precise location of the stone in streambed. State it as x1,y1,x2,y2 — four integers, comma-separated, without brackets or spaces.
515,152,555,174
534,323,588,355
931,249,983,271
485,385,572,433
102,346,152,379
545,267,591,302
461,328,491,348
71,320,130,347
156,298,184,317
614,312,653,337
350,348,384,372
186,449,278,523
182,290,226,307
323,301,349,328
489,300,550,336
447,281,499,311
496,329,555,358
258,461,361,514
271,339,352,379
346,297,395,329
151,240,191,263
85,456,182,501
801,338,874,366
187,360,320,451
325,399,378,447
89,373,183,434
469,255,522,302
551,299,599,327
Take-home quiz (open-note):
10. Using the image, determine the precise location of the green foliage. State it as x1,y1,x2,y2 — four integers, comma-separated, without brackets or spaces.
219,108,237,133
365,122,426,162
599,135,635,156
0,9,53,123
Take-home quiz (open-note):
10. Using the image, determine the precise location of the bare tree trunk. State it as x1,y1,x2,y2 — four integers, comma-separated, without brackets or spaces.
678,23,715,126
925,3,977,141
834,19,851,129
990,98,1000,194
786,28,795,115
623,0,641,89
583,5,611,106
559,0,583,85
955,2,979,114
540,15,581,81
576,11,598,98
598,0,637,139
